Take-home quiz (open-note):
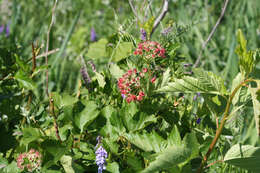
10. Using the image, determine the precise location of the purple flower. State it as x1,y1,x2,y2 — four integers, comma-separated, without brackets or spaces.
196,117,201,124
5,25,10,37
95,146,108,173
0,25,4,34
161,26,172,35
91,28,97,42
140,28,146,41
193,92,200,101
121,94,126,99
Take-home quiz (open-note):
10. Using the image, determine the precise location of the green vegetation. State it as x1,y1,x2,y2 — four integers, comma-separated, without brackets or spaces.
0,0,260,172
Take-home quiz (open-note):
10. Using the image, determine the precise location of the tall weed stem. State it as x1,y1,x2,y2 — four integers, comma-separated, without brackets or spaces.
196,78,255,173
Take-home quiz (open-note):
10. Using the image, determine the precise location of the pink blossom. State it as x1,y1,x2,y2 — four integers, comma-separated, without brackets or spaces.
151,77,156,83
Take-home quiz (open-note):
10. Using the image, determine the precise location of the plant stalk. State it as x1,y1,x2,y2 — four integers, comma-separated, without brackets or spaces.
196,78,255,173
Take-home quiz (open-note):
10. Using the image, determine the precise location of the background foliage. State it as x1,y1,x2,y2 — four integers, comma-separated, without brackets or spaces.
0,0,260,173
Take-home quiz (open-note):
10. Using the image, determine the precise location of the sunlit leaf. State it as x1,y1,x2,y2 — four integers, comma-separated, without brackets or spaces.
224,144,260,172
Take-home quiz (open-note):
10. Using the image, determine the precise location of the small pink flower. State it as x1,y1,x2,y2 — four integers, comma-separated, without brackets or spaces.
126,97,132,103
134,41,166,59
17,149,42,172
128,70,132,75
142,68,148,73
151,77,156,83
137,95,143,101
139,91,145,96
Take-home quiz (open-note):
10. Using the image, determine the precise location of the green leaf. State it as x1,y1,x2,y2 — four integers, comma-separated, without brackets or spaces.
126,152,143,171
86,38,108,59
21,127,42,146
75,101,100,133
157,68,227,96
15,54,30,72
94,72,106,88
1,161,19,173
183,132,199,161
123,112,157,132
106,162,120,173
60,155,75,173
59,124,73,141
142,146,189,173
109,63,124,79
109,111,126,136
235,29,256,76
14,70,35,91
51,92,78,109
224,144,260,172
42,140,68,163
124,131,167,152
0,154,8,169
61,93,78,107
111,42,133,62
257,89,260,102
167,125,181,147
231,73,243,105
161,68,171,88
141,133,199,173
249,80,260,136
236,29,247,53
192,68,227,95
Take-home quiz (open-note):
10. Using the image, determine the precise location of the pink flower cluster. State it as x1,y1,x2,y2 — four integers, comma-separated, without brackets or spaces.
17,149,42,172
118,68,156,103
133,41,166,59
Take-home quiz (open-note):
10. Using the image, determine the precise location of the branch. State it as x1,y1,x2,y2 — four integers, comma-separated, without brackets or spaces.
193,0,230,68
36,48,59,59
150,0,169,37
45,0,58,97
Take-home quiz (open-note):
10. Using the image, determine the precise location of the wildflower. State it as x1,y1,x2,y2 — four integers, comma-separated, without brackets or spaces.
133,41,166,59
90,27,97,42
151,77,156,83
0,24,10,37
95,138,108,173
17,149,42,172
193,92,201,101
140,28,147,41
118,69,146,103
196,118,201,124
5,24,10,37
80,56,91,91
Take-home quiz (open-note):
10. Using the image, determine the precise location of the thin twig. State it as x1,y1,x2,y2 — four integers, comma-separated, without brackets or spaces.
36,48,59,59
26,48,60,63
150,0,169,37
31,43,36,73
193,0,230,68
45,0,58,97
205,160,223,168
128,0,139,20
